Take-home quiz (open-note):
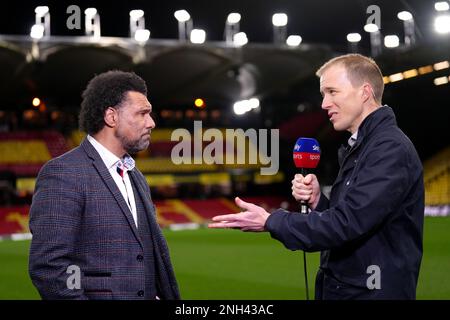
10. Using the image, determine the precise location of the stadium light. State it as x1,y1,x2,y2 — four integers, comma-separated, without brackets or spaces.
34,6,50,38
418,65,434,75
403,69,419,79
435,1,450,11
272,13,288,27
364,23,382,56
364,23,379,33
272,13,288,45
434,61,450,70
389,73,404,82
397,11,416,46
32,97,41,107
384,35,400,48
434,15,450,33
286,35,302,47
233,32,248,46
346,33,361,53
347,33,362,43
233,98,259,115
233,100,249,115
30,24,44,40
190,29,206,44
130,11,148,62
133,29,150,63
248,98,260,109
85,8,101,38
129,9,144,20
35,6,49,16
227,13,241,24
174,10,192,41
30,23,45,60
174,9,190,22
85,8,97,17
194,98,205,108
225,12,241,45
397,11,413,21
129,10,145,38
434,76,449,86
134,29,150,43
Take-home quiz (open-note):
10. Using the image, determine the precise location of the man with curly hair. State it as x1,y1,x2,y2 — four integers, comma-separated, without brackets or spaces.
29,70,180,300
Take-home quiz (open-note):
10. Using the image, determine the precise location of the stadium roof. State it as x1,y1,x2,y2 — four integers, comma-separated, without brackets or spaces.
0,0,448,105
1,0,439,48
0,0,448,160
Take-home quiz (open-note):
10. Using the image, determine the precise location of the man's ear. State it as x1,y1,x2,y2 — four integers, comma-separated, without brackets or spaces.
104,107,117,128
361,83,373,102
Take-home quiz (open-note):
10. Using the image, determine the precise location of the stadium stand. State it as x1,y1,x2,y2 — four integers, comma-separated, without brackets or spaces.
0,131,67,176
0,126,291,236
424,147,450,208
0,196,296,235
0,126,448,237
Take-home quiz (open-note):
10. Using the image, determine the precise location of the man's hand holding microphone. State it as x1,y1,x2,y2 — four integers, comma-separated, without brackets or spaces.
291,174,321,211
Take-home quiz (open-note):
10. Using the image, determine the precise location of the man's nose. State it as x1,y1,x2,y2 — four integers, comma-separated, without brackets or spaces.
321,96,332,110
147,115,156,129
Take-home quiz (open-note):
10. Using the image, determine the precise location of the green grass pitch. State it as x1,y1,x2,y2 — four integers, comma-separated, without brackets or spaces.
0,217,449,299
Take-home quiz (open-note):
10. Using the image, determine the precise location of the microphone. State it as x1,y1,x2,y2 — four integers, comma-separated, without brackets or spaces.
292,137,321,301
293,137,321,214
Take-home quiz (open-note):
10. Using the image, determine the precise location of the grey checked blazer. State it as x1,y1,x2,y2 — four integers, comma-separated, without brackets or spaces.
28,138,180,299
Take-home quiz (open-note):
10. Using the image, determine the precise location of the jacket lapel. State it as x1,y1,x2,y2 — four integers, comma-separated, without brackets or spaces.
81,138,143,249
334,140,361,188
129,170,180,299
128,171,162,245
129,170,156,218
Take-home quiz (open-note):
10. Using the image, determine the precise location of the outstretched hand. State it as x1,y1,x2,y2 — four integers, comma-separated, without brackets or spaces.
208,197,270,232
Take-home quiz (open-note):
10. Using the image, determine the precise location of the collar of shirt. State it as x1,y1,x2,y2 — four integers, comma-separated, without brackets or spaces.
348,131,358,147
87,135,135,172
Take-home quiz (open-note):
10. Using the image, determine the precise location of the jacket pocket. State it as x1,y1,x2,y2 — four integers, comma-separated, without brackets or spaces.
82,275,112,300
323,273,368,300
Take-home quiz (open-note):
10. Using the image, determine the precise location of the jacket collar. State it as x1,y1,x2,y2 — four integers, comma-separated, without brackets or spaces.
354,105,397,144
337,105,396,166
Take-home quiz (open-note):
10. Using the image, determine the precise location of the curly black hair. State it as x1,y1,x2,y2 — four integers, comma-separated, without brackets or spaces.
79,70,147,134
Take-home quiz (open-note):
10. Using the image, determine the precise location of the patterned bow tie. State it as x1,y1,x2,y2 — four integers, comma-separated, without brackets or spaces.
116,155,136,179
116,161,125,178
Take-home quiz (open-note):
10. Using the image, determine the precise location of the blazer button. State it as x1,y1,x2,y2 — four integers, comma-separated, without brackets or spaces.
137,290,144,297
137,254,144,262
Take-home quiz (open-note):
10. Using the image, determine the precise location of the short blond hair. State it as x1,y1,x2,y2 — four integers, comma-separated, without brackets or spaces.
316,54,384,103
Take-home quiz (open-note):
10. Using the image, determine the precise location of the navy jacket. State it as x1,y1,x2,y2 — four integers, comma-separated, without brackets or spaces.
266,106,424,299
29,138,180,300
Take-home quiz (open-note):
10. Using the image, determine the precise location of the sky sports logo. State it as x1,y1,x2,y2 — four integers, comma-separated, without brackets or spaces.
293,138,321,169
294,143,320,152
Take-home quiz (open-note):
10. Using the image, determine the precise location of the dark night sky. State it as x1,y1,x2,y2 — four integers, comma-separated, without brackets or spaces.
0,0,441,50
